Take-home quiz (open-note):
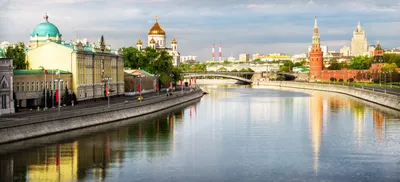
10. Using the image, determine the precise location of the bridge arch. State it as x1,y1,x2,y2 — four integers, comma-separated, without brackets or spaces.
183,73,252,84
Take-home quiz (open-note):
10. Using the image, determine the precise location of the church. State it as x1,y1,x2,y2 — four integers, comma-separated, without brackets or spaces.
136,16,180,66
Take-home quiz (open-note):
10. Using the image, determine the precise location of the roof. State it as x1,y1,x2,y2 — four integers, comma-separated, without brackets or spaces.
31,14,61,37
13,69,71,76
124,69,155,77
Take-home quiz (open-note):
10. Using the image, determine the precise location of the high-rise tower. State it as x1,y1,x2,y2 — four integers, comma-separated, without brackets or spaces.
351,21,368,56
309,17,323,81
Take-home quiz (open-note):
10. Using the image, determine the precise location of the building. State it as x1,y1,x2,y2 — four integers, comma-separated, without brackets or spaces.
136,16,180,66
227,56,236,62
252,53,262,60
291,53,308,63
351,21,368,56
366,45,376,57
13,69,72,108
180,55,197,63
309,17,324,81
309,45,328,57
340,46,351,56
0,58,14,115
261,53,292,62
239,54,250,62
124,69,156,93
26,14,124,101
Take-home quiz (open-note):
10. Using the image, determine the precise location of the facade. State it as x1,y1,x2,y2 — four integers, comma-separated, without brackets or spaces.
351,21,368,56
124,69,156,93
180,55,197,63
309,17,324,81
261,53,292,62
0,58,14,115
252,53,261,60
136,16,180,66
26,14,124,101
227,56,236,62
207,63,281,72
239,54,250,62
13,69,72,108
340,46,351,56
291,53,308,62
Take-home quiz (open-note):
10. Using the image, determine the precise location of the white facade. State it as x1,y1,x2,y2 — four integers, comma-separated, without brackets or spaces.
252,53,261,60
291,53,308,62
239,54,250,62
340,46,351,56
351,21,368,56
180,55,197,62
227,56,236,62
0,58,15,115
207,63,282,72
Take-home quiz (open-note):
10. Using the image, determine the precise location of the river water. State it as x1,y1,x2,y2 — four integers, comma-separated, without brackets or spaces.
1,85,400,182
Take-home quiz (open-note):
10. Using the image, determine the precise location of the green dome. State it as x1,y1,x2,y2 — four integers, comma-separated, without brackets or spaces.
31,14,61,37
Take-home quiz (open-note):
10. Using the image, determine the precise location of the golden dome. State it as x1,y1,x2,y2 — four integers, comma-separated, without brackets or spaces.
150,37,156,44
136,37,142,45
171,37,177,44
148,15,165,35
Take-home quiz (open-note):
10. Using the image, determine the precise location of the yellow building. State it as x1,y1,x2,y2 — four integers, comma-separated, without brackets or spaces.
27,14,124,101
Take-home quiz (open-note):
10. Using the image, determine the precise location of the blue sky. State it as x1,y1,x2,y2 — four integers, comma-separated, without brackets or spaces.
0,0,399,61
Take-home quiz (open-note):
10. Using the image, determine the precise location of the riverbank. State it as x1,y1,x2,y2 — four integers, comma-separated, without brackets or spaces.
195,79,239,85
0,89,204,144
257,81,400,111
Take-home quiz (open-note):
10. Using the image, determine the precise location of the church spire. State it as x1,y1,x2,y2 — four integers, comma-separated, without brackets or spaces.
314,16,318,29
357,21,362,32
312,17,320,44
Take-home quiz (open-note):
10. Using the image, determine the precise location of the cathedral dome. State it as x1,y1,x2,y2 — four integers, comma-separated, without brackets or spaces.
148,16,165,35
137,38,142,45
31,14,61,37
149,37,156,44
171,37,177,44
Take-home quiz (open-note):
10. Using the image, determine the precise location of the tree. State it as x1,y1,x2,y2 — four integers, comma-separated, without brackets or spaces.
231,69,238,72
283,61,294,72
383,53,400,67
217,67,228,72
247,68,254,72
338,78,344,82
327,59,342,70
348,56,372,70
239,68,248,72
347,78,354,83
4,42,28,69
330,77,337,82
279,66,289,72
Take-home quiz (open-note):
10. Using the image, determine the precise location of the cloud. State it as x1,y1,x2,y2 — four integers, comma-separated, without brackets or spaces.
0,0,399,61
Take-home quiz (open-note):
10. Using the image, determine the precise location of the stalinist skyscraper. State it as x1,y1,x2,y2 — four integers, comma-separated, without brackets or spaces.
351,21,368,56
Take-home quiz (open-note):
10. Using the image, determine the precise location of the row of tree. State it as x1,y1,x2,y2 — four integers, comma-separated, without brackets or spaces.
3,42,28,69
123,47,182,84
327,55,400,71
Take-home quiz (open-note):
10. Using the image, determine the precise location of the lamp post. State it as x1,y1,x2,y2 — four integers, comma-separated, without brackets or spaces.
384,71,387,93
389,70,393,88
379,70,382,87
52,70,55,108
39,66,48,110
55,77,63,114
103,77,112,106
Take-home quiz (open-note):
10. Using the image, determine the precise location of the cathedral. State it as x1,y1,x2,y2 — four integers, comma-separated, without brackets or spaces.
136,16,180,66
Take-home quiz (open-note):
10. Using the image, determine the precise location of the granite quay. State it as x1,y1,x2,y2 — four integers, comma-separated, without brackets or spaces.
257,81,400,111
0,88,204,144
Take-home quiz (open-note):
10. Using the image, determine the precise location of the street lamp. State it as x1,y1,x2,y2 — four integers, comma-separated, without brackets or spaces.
389,70,393,88
102,77,112,106
55,77,63,114
379,70,382,87
384,71,387,93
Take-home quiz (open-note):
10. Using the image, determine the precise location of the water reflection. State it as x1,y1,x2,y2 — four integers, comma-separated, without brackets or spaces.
1,86,400,182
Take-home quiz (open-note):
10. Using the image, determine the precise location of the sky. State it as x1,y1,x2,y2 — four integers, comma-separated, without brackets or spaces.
0,0,400,61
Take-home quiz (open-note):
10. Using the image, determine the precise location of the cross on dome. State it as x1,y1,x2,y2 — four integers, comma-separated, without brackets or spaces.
43,13,49,22
156,15,158,22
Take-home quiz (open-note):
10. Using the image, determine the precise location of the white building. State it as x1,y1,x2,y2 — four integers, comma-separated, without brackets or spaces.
180,55,197,63
239,54,250,62
340,46,351,56
227,56,236,62
291,53,308,62
252,53,261,60
0,58,15,115
351,21,368,56
136,16,180,66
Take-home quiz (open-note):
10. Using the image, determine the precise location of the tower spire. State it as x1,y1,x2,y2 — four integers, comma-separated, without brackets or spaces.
314,16,318,29
43,13,49,22
155,15,158,22
357,21,362,32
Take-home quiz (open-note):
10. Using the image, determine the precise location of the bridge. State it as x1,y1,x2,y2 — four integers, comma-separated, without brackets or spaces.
182,72,253,84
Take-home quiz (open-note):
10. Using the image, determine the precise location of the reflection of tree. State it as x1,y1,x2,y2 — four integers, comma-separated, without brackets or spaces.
327,97,346,113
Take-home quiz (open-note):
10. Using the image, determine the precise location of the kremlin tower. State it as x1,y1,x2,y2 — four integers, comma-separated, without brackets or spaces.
309,17,324,81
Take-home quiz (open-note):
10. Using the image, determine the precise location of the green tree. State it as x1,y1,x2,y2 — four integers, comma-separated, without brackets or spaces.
348,56,372,70
231,69,238,72
283,61,294,71
247,68,254,72
279,66,289,72
327,59,342,70
4,42,28,69
383,53,400,67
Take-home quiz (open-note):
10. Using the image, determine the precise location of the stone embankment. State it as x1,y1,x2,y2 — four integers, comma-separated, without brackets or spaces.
258,81,400,111
0,89,204,144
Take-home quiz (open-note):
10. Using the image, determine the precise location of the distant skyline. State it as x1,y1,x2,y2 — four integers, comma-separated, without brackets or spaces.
1,0,399,61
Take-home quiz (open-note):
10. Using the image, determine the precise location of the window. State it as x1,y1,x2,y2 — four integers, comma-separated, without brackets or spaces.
17,82,20,92
22,82,25,92
37,81,40,91
1,95,7,109
31,81,35,91
27,81,30,91
41,81,44,90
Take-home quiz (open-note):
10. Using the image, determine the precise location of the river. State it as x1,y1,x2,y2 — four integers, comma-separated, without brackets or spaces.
1,85,400,182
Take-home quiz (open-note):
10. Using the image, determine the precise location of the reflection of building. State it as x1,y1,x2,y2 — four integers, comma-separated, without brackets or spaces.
27,14,125,101
13,69,72,108
351,21,368,56
309,94,323,174
373,111,385,142
136,16,180,66
0,58,14,115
